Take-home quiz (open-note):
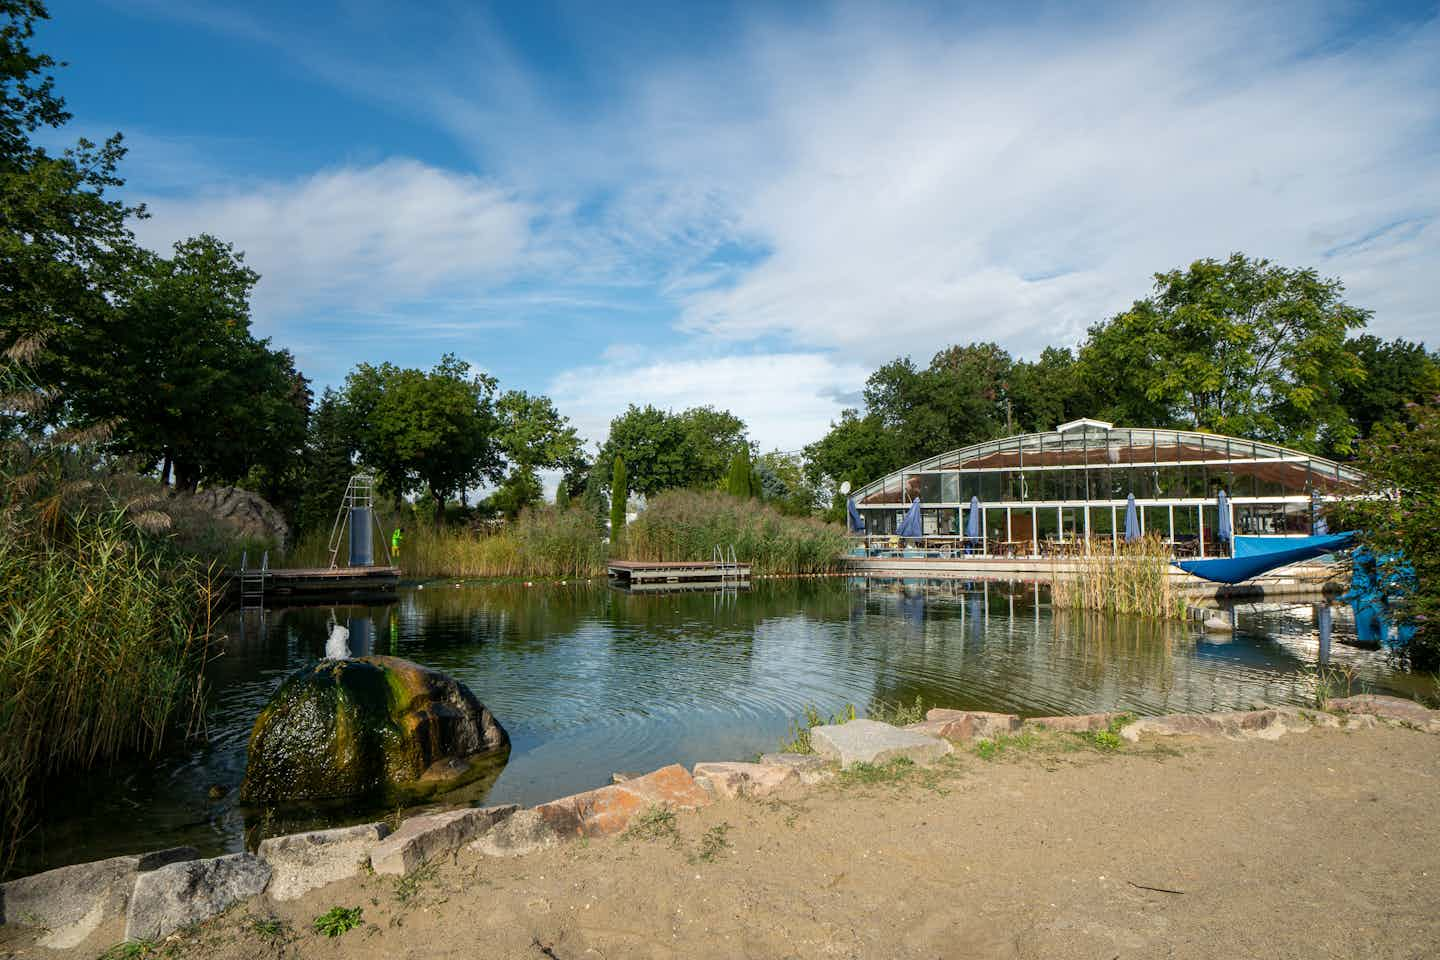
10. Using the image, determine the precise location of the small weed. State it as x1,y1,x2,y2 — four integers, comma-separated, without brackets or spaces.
779,704,856,754
1311,662,1361,710
248,915,287,941
392,859,438,906
623,804,678,842
99,943,158,960
312,906,364,939
1090,729,1122,750
974,731,1038,760
867,695,926,726
692,822,732,863
837,756,915,786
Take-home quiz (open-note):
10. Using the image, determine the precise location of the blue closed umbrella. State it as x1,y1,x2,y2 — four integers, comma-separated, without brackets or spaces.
896,497,923,538
1216,490,1233,542
847,497,866,533
1124,493,1141,543
965,496,981,539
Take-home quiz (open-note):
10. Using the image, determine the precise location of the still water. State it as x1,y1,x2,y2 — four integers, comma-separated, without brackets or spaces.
20,577,1419,875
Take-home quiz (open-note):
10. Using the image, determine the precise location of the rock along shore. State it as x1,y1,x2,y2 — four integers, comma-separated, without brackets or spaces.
1,694,1435,954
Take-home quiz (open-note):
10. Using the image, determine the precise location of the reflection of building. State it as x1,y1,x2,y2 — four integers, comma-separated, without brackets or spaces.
853,419,1367,558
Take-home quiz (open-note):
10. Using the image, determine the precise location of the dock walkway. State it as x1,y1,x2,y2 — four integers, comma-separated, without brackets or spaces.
607,559,750,586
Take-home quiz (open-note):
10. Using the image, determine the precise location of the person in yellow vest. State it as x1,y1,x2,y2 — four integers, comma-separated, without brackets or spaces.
391,526,403,567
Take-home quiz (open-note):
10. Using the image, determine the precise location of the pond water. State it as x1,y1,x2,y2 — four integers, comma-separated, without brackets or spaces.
18,577,1423,876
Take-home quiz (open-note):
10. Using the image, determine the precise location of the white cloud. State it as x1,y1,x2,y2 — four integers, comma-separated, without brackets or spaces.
547,351,869,453
135,159,533,325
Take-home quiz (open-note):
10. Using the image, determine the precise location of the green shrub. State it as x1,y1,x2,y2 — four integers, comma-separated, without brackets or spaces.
312,906,363,938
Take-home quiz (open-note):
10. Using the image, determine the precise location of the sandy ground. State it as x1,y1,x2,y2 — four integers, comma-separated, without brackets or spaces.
4,724,1437,960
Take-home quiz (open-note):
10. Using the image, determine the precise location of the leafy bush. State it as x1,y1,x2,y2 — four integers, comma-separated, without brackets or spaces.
312,906,363,938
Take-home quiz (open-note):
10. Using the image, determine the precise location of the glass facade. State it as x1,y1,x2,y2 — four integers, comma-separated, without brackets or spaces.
854,420,1368,558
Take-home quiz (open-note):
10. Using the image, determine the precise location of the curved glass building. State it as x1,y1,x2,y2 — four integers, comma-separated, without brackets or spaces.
852,418,1367,558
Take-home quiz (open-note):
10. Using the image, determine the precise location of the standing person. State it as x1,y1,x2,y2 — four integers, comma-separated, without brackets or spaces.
391,525,403,568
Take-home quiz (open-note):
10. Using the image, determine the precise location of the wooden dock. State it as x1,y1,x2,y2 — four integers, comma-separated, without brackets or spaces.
607,559,750,586
228,565,401,603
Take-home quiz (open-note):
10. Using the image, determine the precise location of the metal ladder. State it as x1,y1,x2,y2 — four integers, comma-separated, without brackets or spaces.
712,544,740,585
239,549,268,610
327,473,383,569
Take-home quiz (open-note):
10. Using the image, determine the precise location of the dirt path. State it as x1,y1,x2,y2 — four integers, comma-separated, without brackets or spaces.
6,725,1438,959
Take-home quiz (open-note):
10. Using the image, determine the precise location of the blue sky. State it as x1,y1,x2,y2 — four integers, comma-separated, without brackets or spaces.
39,0,1440,455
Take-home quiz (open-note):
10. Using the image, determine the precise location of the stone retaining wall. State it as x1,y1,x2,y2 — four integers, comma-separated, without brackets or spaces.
3,694,1435,952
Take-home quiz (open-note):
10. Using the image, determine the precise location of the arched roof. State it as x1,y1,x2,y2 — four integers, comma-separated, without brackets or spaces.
853,422,1368,505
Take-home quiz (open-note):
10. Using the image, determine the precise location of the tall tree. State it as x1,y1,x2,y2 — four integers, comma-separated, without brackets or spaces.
1078,253,1368,450
294,387,356,533
65,234,308,491
0,1,142,420
726,447,755,499
493,389,584,516
609,454,627,549
1332,336,1440,454
344,354,501,519
596,404,749,498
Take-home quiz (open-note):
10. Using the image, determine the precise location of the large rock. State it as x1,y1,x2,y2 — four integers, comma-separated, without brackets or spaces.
0,847,195,949
692,762,798,799
124,854,271,941
1120,708,1325,743
370,806,517,875
1328,695,1440,731
186,486,292,550
258,823,389,901
810,719,953,769
923,709,1022,740
469,810,562,858
757,753,837,785
240,656,509,804
533,764,712,839
1021,713,1126,733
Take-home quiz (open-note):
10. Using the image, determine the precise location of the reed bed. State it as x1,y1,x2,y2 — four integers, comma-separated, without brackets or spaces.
0,508,219,875
1049,535,1189,620
289,505,609,579
622,490,850,576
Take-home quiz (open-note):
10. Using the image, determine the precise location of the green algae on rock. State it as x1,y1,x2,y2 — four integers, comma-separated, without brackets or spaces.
239,656,509,804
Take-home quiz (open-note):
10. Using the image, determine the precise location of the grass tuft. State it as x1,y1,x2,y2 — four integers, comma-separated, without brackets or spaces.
623,805,678,842
778,704,855,754
312,906,364,939
692,822,732,863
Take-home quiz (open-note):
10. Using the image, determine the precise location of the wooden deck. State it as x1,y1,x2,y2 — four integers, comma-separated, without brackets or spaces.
607,559,751,585
229,565,401,601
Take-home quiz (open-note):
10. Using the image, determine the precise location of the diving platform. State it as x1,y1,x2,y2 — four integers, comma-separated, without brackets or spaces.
607,559,750,586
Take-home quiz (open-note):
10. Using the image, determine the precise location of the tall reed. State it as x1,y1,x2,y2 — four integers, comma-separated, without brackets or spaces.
0,508,218,875
1049,535,1189,620
289,505,608,579
623,490,850,576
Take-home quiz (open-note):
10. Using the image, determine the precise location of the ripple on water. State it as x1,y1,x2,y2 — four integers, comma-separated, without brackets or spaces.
14,578,1411,877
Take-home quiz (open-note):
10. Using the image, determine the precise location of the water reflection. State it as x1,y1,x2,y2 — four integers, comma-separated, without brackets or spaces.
16,576,1417,877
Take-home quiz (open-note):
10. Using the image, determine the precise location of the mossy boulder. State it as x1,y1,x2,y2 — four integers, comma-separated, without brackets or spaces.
240,656,509,804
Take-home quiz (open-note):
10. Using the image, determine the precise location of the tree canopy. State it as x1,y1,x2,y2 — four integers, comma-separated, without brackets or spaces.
595,404,750,498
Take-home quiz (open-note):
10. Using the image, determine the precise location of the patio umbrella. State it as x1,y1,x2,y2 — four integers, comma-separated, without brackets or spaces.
965,495,981,540
846,497,866,533
1124,493,1141,543
1216,490,1233,543
896,497,923,539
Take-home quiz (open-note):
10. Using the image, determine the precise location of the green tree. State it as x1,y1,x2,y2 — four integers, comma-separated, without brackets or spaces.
609,454,627,549
755,450,818,516
1332,336,1440,454
492,389,584,517
294,387,356,534
1078,253,1368,450
803,408,899,507
1007,346,1097,433
726,447,755,499
1329,397,1440,670
344,354,501,520
0,1,142,423
554,480,570,509
64,235,308,491
596,404,749,498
